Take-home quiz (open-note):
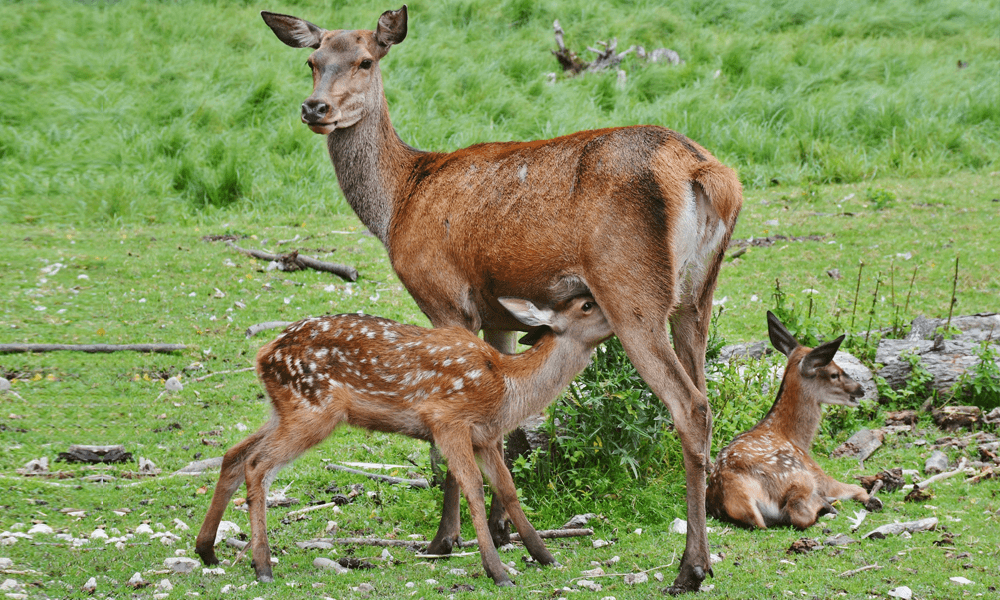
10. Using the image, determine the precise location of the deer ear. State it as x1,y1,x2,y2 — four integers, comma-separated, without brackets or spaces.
499,297,556,329
766,311,798,356
375,5,407,55
800,335,845,376
261,11,326,49
517,327,549,346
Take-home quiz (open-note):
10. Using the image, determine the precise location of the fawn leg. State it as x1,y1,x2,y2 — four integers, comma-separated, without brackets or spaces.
483,329,515,547
425,468,462,554
479,442,556,566
436,432,512,587
196,424,272,565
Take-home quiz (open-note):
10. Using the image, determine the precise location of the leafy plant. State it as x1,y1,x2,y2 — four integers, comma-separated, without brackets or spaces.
951,341,1000,410
866,186,897,210
877,350,936,409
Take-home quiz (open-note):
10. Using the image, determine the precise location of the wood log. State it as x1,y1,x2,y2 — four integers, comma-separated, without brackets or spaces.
831,428,884,462
56,445,132,464
863,517,938,539
0,344,185,354
227,242,357,281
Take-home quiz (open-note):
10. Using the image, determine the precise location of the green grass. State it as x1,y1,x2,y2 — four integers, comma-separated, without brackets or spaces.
1,0,999,597
0,0,997,224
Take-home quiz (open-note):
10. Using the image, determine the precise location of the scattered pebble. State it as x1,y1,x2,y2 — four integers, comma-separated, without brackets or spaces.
313,558,348,574
448,568,466,576
213,521,241,545
157,579,173,592
888,586,913,599
164,557,199,573
577,579,602,592
669,518,687,534
202,568,225,576
173,518,190,531
27,524,53,535
135,524,154,536
623,572,648,585
950,576,974,585
1,579,23,592
0,558,10,569
580,567,605,577
592,539,613,548
81,577,97,593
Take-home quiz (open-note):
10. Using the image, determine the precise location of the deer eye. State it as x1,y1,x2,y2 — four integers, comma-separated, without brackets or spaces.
360,59,373,69
582,302,595,312
831,372,839,379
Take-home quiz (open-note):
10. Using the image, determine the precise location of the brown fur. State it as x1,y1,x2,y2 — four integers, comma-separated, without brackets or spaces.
195,297,612,586
258,7,743,591
706,312,882,530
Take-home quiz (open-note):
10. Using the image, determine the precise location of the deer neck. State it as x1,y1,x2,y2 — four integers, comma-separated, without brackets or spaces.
760,374,822,451
500,336,595,430
324,95,425,246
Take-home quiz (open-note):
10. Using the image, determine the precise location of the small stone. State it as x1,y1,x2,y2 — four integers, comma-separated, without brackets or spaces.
623,572,648,585
0,559,11,569
81,577,97,593
562,513,597,529
157,579,173,592
214,521,241,545
27,524,53,535
824,533,857,546
173,518,189,531
925,451,949,474
949,576,974,585
126,572,147,588
577,579,602,592
653,572,664,582
888,586,913,599
424,579,438,585
202,568,225,575
580,567,605,577
669,518,687,534
164,557,199,573
135,524,154,535
89,529,108,541
1,579,23,592
220,584,233,593
355,583,375,593
165,377,183,392
448,568,466,576
592,539,612,548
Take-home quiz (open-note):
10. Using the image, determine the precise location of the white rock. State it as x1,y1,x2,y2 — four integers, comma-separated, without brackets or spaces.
0,579,22,592
0,559,11,569
154,594,170,600
135,524,154,535
424,579,438,585
27,524,53,535
214,521,241,545
355,583,375,593
220,584,233,593
165,377,183,392
173,518,190,531
580,567,605,577
448,568,466,576
380,548,393,562
313,558,348,574
405,582,415,588
164,557,199,573
127,572,146,586
202,568,225,575
949,576,974,585
89,529,108,540
577,579,602,592
81,577,97,593
624,572,648,585
669,518,687,534
888,586,913,599
157,579,173,592
592,539,612,548
235,423,248,432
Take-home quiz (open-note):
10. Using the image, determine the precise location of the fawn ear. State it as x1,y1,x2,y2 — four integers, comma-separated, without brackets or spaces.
800,335,845,377
499,297,556,329
262,11,326,49
766,311,798,356
374,5,407,56
517,327,549,347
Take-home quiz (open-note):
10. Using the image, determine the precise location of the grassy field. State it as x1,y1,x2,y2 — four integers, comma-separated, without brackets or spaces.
1,0,999,598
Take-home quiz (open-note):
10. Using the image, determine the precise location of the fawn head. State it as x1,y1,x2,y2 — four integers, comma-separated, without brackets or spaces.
499,296,613,348
261,6,407,134
766,311,863,407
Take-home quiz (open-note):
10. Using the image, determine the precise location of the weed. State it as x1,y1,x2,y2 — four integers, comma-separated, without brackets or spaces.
877,350,936,409
951,341,1000,410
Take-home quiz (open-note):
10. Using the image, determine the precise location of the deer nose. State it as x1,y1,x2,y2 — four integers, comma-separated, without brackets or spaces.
301,99,329,123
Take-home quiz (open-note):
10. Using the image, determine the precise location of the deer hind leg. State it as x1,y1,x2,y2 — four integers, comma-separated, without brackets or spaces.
243,413,342,582
196,421,275,566
478,440,556,566
781,478,828,530
434,430,513,587
816,471,882,512
589,279,713,592
483,329,516,548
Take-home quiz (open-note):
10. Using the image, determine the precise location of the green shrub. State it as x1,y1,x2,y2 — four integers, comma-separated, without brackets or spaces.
952,342,1000,410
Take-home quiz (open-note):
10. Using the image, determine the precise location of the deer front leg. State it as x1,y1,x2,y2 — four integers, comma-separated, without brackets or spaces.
817,472,883,512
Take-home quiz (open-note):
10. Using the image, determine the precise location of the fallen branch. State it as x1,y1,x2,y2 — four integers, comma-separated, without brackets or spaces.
194,367,255,382
307,537,424,549
915,457,970,489
567,557,677,583
966,465,996,484
416,550,482,559
245,321,293,339
863,517,938,539
0,344,185,354
839,563,881,578
227,242,357,282
325,463,429,489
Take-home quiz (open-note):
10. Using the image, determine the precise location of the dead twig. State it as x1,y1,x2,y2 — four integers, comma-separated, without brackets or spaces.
285,502,343,518
245,321,293,339
325,463,429,489
0,344,185,354
915,457,970,489
838,563,881,577
227,242,358,282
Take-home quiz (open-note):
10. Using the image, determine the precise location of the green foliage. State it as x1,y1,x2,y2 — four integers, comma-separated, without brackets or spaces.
866,186,897,211
876,350,936,409
705,355,778,456
952,341,1000,410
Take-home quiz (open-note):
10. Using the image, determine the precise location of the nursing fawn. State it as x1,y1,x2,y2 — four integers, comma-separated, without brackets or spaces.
706,311,882,530
195,296,612,586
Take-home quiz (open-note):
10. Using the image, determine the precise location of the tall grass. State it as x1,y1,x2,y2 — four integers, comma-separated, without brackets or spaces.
0,0,996,224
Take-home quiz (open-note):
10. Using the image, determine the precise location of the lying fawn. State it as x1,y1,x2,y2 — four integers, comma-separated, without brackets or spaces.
706,311,883,530
195,296,612,586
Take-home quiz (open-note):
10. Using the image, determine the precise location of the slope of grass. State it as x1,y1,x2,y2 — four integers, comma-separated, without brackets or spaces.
0,0,997,224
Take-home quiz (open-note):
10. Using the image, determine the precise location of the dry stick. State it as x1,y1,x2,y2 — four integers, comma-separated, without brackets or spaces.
946,254,960,331
325,463,429,489
904,265,918,314
567,557,678,584
915,457,970,490
0,343,185,354
850,261,865,330
864,273,882,346
193,366,255,382
285,502,344,518
232,535,252,566
839,563,880,578
227,242,358,282
245,321,293,339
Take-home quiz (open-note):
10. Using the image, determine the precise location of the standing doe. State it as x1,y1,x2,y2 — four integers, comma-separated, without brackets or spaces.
195,296,612,586
260,6,743,590
706,312,883,530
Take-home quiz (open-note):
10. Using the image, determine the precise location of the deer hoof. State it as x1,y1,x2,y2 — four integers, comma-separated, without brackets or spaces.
495,579,515,588
865,496,884,512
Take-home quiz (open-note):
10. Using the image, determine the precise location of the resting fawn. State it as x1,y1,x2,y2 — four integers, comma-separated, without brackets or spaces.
706,311,883,530
195,296,612,586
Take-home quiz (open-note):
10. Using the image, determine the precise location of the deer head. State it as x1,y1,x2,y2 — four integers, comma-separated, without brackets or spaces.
766,311,863,407
261,6,407,134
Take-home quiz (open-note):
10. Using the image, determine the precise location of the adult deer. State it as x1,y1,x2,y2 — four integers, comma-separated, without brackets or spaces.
195,296,613,586
706,312,883,530
260,6,742,591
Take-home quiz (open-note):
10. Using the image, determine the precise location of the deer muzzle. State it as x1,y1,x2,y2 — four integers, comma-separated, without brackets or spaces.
301,99,341,133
